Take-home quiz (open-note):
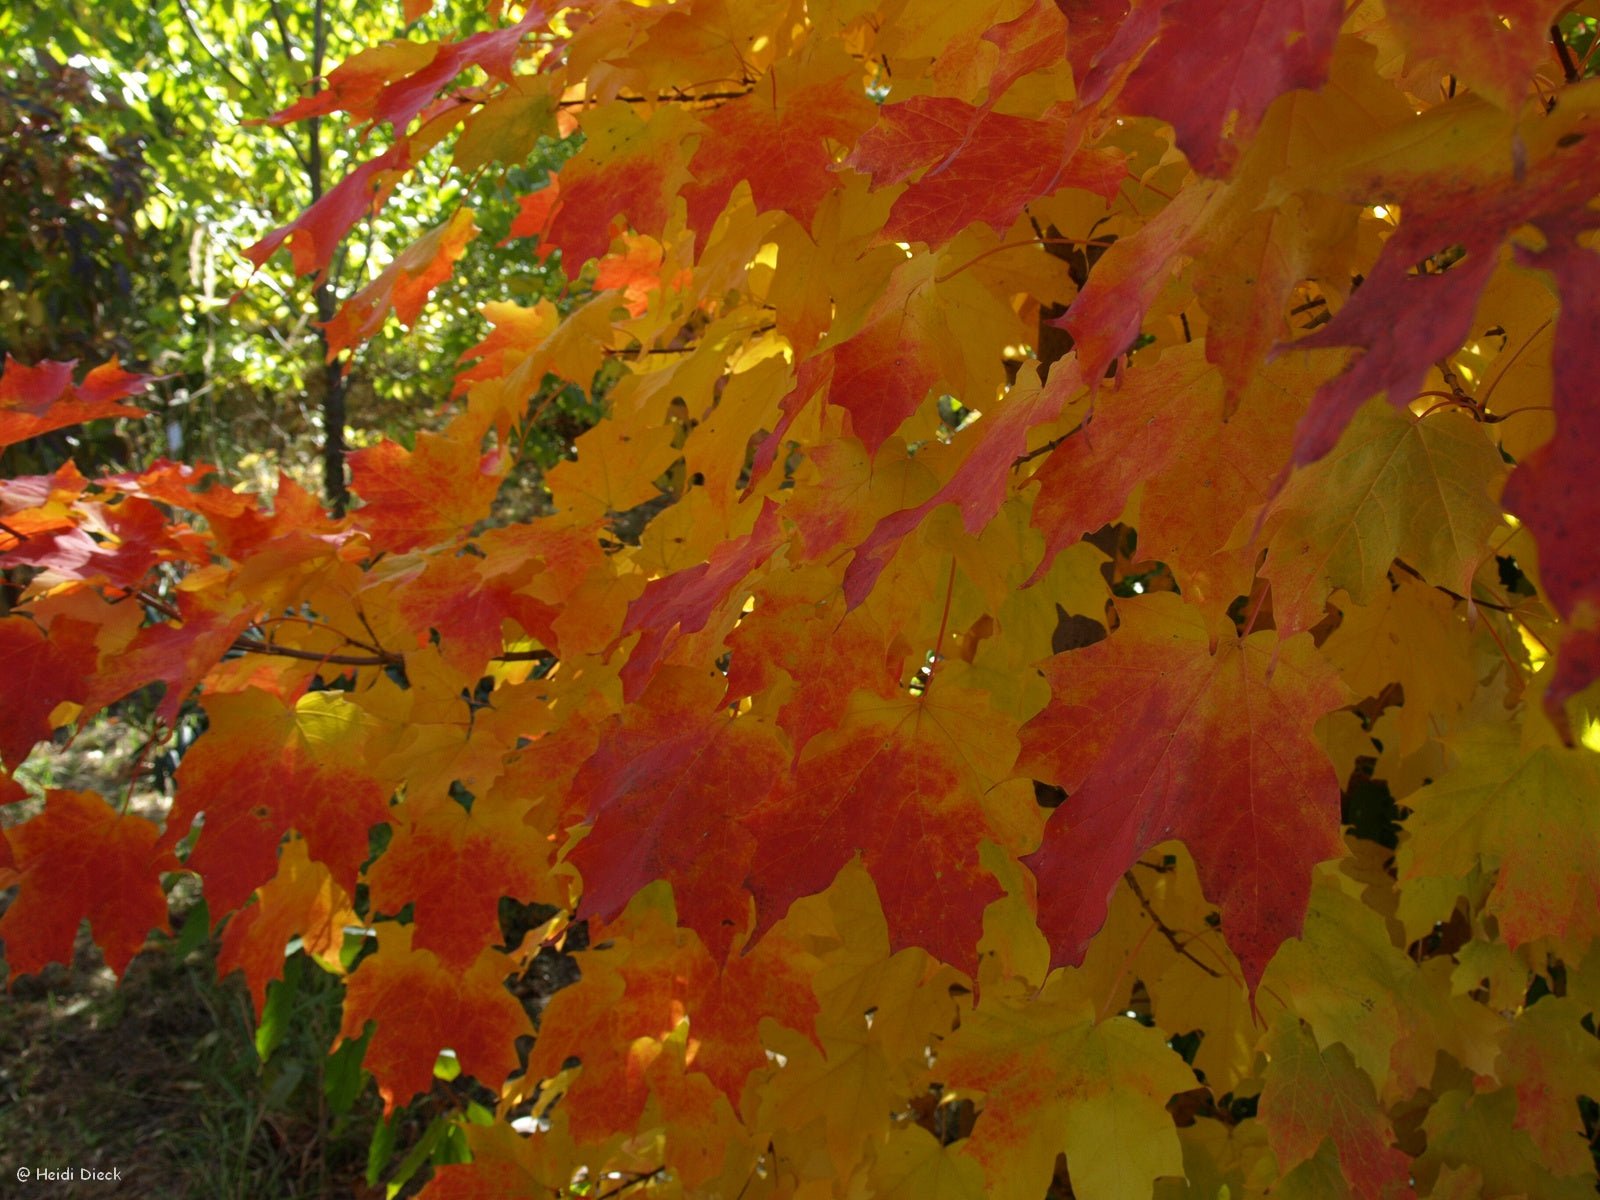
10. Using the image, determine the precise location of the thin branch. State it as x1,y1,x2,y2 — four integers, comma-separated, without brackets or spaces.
1011,428,1076,469
1415,395,1477,420
172,0,260,103
1552,24,1581,83
1391,558,1521,614
595,1169,668,1199
604,324,776,359
231,638,556,668
121,722,170,812
1480,315,1553,409
1480,405,1555,423
255,612,390,656
1123,868,1221,977
934,234,1116,284
230,638,399,667
265,0,298,70
132,589,553,668
176,0,312,172
256,0,312,173
134,589,185,622
557,86,754,110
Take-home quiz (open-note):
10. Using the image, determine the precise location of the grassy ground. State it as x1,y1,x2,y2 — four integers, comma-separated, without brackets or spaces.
0,718,396,1199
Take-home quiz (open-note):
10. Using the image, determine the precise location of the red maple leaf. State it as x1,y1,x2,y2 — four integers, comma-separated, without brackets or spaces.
246,142,412,280
166,688,392,914
1117,0,1344,175
747,683,1017,974
348,412,507,552
570,668,786,962
847,99,1122,247
0,357,150,448
367,798,562,969
0,615,99,768
1020,594,1346,987
339,925,532,1112
683,47,877,245
0,790,177,978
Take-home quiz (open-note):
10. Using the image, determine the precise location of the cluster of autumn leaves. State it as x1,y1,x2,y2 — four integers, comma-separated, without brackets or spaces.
3,0,1600,1196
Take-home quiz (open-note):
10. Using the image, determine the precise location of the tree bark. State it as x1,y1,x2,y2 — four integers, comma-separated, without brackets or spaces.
307,0,349,513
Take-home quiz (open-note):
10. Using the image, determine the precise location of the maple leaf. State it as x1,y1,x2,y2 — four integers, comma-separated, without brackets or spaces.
339,924,532,1112
540,104,701,267
246,141,412,280
217,838,358,1014
1050,181,1219,383
347,411,507,552
453,76,557,173
1496,997,1600,1177
1258,1015,1412,1198
618,500,784,699
849,360,1084,603
1024,347,1215,584
1184,38,1413,399
0,357,150,448
1386,0,1563,111
0,490,209,593
725,569,906,757
1263,876,1506,1106
1134,357,1318,613
1116,0,1344,176
0,460,90,543
504,172,560,252
1397,725,1600,955
0,615,99,768
167,688,392,915
0,790,177,978
16,1,1600,1192
651,1064,758,1189
523,896,704,1141
1321,574,1478,756
593,233,676,317
84,593,256,724
367,797,561,970
757,1023,902,1174
686,929,819,1101
871,1127,986,1200
1284,95,1600,466
1421,1087,1597,1199
982,0,1069,104
390,543,559,680
1020,593,1346,986
1260,401,1506,637
683,46,877,245
936,974,1196,1200
745,352,836,488
821,249,1021,454
846,99,1122,248
414,1121,570,1199
323,208,478,358
103,459,348,563
268,10,541,133
1500,230,1600,703
747,682,1019,974
569,667,784,962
